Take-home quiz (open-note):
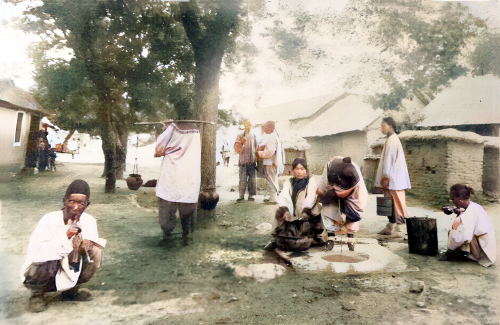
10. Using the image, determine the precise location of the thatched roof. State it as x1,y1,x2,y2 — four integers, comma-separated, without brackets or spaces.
0,79,41,112
399,129,485,144
249,91,344,125
483,136,499,149
371,129,487,148
417,75,500,127
299,94,382,138
281,134,311,151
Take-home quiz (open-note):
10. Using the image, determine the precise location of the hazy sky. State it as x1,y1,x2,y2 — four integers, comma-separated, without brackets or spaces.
0,0,498,106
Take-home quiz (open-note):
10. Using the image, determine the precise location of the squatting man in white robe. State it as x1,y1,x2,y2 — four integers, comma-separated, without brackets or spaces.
155,122,201,245
317,157,368,251
21,180,106,313
443,184,496,267
374,117,411,236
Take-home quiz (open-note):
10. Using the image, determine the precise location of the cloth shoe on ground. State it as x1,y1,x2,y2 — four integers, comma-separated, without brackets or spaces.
61,288,93,302
29,295,47,313
247,196,255,201
236,198,244,203
438,250,470,262
378,222,397,235
347,242,355,251
264,240,277,252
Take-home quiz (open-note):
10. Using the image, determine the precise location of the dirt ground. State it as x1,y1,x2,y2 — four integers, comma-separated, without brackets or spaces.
0,154,499,325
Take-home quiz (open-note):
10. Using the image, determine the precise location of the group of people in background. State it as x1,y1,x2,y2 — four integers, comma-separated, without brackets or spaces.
234,120,284,203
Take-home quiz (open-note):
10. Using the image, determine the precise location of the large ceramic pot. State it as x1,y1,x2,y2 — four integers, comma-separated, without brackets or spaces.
199,187,219,211
126,174,143,190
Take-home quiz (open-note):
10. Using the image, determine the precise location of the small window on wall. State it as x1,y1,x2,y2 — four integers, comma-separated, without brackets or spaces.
14,112,24,146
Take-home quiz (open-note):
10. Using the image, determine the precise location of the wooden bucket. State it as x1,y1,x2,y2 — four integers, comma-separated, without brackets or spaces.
376,196,393,216
406,217,438,255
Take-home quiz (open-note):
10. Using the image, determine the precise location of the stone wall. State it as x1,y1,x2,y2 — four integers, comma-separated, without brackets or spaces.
305,130,368,175
482,146,499,197
402,140,449,204
402,139,485,204
445,141,484,194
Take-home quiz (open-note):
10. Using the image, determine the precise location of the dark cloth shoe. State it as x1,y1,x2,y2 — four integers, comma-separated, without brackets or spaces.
61,288,93,302
236,198,244,203
438,250,469,262
347,242,355,251
29,295,47,313
247,196,255,201
325,240,334,252
264,240,277,252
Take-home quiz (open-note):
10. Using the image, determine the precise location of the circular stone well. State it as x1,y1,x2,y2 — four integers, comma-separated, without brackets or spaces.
322,252,369,263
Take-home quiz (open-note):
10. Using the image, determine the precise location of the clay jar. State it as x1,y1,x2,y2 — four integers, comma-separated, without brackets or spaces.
199,189,219,211
126,174,143,191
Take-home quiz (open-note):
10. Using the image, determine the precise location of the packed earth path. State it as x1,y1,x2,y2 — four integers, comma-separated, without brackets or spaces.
0,147,499,325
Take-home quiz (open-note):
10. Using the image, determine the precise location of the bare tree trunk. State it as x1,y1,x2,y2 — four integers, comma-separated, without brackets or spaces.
62,129,76,150
98,101,117,193
194,54,224,219
114,123,128,180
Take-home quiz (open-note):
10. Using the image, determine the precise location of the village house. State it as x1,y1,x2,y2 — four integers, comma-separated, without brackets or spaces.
416,75,500,199
371,129,486,205
0,79,44,180
416,75,500,136
250,92,383,175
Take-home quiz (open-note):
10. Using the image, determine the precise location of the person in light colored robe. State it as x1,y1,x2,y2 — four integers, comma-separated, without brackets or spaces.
318,157,368,251
445,184,496,267
264,158,326,251
374,117,411,235
155,122,201,244
256,121,284,203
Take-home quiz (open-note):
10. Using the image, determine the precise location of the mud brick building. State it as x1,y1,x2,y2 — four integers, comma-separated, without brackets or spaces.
483,137,499,197
398,129,485,205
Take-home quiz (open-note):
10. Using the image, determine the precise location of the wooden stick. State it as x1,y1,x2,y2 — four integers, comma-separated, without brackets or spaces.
133,119,216,126
274,248,292,265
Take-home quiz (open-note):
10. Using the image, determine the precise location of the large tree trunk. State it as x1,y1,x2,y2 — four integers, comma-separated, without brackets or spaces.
194,53,224,218
114,123,128,180
98,100,117,193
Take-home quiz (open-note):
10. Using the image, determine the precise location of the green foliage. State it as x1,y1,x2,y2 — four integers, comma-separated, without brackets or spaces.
470,34,500,77
269,25,307,62
370,2,484,111
217,108,239,127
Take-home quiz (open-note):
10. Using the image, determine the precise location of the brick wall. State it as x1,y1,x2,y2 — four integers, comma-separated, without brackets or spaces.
305,130,368,175
402,139,485,205
482,146,499,197
445,141,484,195
402,140,449,204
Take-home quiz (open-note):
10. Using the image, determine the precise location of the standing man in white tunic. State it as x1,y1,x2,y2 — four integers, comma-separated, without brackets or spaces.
155,122,201,245
374,117,412,235
256,121,283,203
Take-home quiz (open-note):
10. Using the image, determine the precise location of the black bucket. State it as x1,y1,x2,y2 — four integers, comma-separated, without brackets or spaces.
406,217,438,255
376,196,393,216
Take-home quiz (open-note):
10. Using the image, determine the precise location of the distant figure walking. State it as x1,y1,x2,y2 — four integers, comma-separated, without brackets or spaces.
374,117,411,236
234,120,257,202
155,122,201,245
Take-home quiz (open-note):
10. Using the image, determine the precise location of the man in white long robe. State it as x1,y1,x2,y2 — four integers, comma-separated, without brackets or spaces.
374,117,411,235
155,122,201,244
